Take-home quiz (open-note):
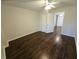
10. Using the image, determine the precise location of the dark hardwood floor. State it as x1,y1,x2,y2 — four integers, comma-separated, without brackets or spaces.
5,31,77,59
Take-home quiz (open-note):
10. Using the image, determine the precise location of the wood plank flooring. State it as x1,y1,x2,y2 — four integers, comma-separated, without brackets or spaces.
5,31,77,59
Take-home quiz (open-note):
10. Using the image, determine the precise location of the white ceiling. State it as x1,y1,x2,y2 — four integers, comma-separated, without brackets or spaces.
2,0,77,11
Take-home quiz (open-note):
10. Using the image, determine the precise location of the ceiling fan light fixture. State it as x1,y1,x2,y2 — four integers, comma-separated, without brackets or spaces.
45,5,51,10
44,4,55,10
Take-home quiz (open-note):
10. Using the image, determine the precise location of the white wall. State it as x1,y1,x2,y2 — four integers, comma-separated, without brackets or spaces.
63,6,77,37
41,6,77,38
40,10,54,33
1,4,41,47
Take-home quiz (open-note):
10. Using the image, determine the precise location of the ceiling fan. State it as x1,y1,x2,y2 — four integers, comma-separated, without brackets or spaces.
43,0,57,10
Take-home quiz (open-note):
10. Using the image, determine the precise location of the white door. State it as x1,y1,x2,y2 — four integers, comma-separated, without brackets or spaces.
53,12,64,27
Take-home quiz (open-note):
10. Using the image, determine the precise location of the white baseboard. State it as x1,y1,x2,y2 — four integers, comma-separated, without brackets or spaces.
4,44,9,48
62,33,75,37
8,31,39,42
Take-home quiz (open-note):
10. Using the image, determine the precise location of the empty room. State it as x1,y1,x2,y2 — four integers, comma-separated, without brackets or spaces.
1,0,77,59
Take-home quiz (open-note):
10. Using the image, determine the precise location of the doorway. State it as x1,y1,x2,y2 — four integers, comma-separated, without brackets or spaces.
53,12,64,27
53,12,64,35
